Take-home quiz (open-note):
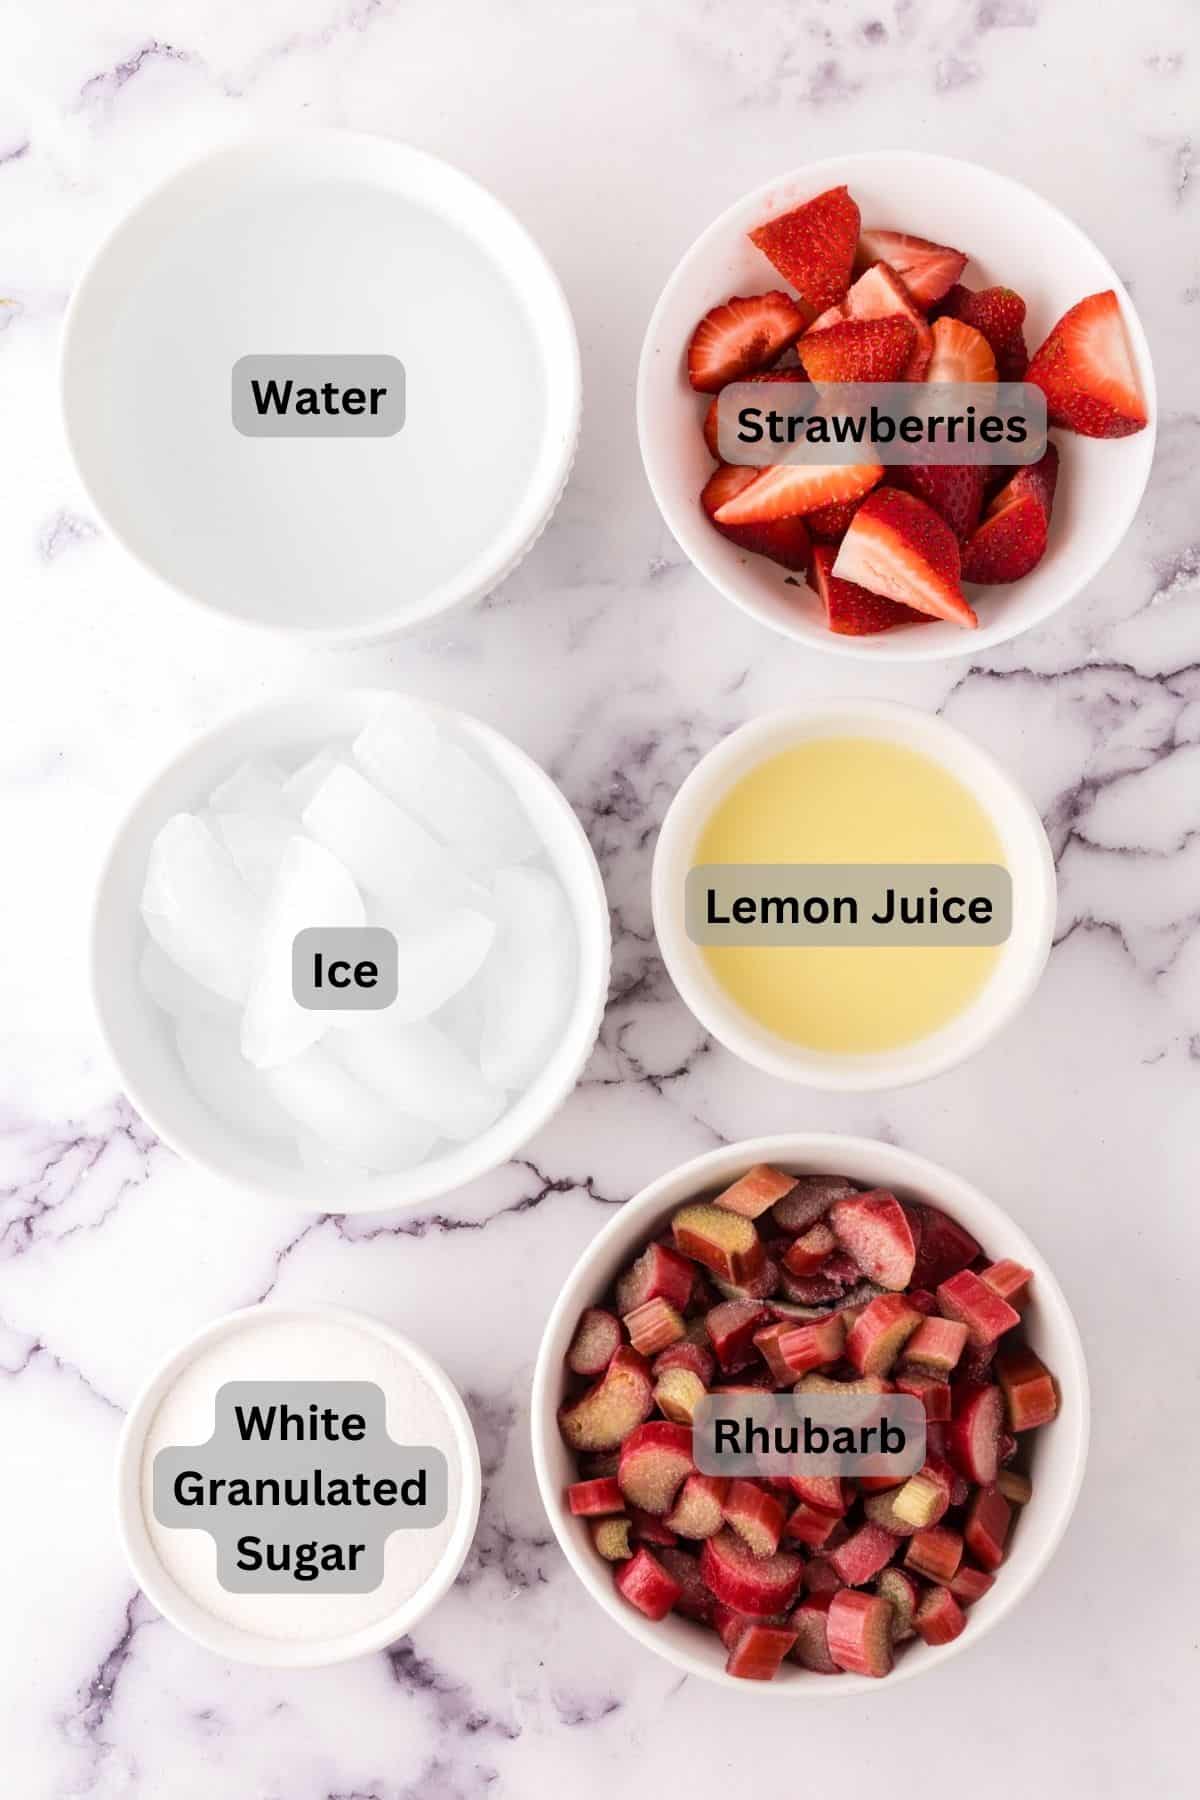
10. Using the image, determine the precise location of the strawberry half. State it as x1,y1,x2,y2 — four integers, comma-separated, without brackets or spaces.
1025,290,1147,437
804,495,865,543
807,541,930,636
701,464,812,572
961,443,1059,583
936,284,1028,379
748,185,860,319
713,459,884,526
924,316,997,384
890,464,988,541
854,229,967,310
809,264,932,380
833,486,976,627
687,291,806,393
702,369,808,460
798,316,916,383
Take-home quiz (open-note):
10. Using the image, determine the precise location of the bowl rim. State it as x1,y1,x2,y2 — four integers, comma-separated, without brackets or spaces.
636,147,1157,663
530,1133,1091,1697
115,1302,483,1667
59,128,582,646
90,687,611,1213
650,699,1057,1090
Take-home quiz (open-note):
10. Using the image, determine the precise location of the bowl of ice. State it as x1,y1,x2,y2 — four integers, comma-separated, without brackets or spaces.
92,692,611,1211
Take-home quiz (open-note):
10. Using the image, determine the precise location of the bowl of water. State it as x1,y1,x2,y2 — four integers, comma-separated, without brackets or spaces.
92,691,611,1212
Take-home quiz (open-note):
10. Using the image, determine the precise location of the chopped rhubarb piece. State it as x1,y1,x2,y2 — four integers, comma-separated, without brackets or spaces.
905,1525,963,1585
776,1253,861,1307
706,1298,770,1373
628,1505,677,1547
653,1366,707,1425
829,1190,916,1290
699,1529,804,1617
658,1546,714,1622
960,1339,998,1384
726,1620,799,1681
946,1381,1004,1485
788,1474,846,1515
995,1343,1059,1431
949,1562,996,1604
799,1372,893,1398
876,1566,920,1641
665,1473,728,1540
566,1306,622,1377
827,1589,894,1677
672,1203,766,1286
723,1479,788,1557
686,291,806,392
904,1315,968,1374
803,1556,844,1596
895,1369,952,1421
623,1296,685,1357
914,1583,966,1646
785,1499,841,1549
711,1373,776,1394
997,1467,1033,1506
980,1259,1033,1307
907,1288,938,1316
567,1477,624,1517
829,1521,900,1588
614,1546,681,1620
615,1242,695,1318
710,1257,780,1302
846,1293,924,1376
788,1591,842,1673
772,1175,855,1233
782,1221,837,1275
580,1449,619,1479
936,1269,1020,1347
713,1163,796,1219
858,1472,906,1493
590,1517,633,1561
558,1345,653,1452
653,1339,715,1386
862,1487,918,1537
617,1421,694,1515
906,1202,981,1291
964,1486,1012,1571
889,1463,952,1530
755,1315,845,1383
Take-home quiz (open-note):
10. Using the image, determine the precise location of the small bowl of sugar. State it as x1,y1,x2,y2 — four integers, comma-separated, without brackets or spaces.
92,690,610,1211
116,1303,482,1666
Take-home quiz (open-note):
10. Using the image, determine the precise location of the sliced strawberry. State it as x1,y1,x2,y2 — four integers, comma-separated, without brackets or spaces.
810,264,932,379
714,459,884,526
803,495,864,543
833,487,976,627
700,464,812,573
889,465,987,541
961,443,1059,584
748,185,860,318
937,283,1028,378
855,228,967,310
924,316,997,384
686,291,806,393
702,369,808,459
798,316,916,383
1025,289,1147,437
806,542,928,636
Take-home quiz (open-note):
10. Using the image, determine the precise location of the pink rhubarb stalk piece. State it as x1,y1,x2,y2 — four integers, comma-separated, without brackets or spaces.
946,1381,1004,1485
706,1298,770,1373
906,1201,981,1291
788,1473,846,1515
725,1620,799,1681
949,1561,996,1604
783,1222,837,1276
558,1345,653,1452
772,1175,855,1234
653,1366,707,1425
623,1296,685,1358
614,1547,681,1620
995,1343,1059,1430
788,1591,843,1674
567,1477,625,1517
672,1202,766,1285
829,1189,916,1289
827,1589,895,1677
785,1499,841,1549
713,1163,797,1220
846,1292,924,1376
889,1462,952,1530
699,1529,805,1617
665,1473,729,1539
653,1339,715,1386
590,1517,633,1561
980,1258,1033,1307
755,1315,845,1383
566,1307,622,1377
876,1566,920,1641
903,1315,968,1374
904,1524,963,1585
964,1485,1012,1570
997,1468,1033,1506
723,1478,788,1557
895,1368,952,1420
615,1241,695,1318
914,1583,966,1645
628,1505,676,1547
657,1546,714,1622
710,1257,780,1303
936,1268,1021,1347
617,1421,694,1515
828,1521,901,1587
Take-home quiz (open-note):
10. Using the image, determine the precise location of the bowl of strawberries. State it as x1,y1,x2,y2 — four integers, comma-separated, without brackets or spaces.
637,151,1155,658
531,1135,1088,1692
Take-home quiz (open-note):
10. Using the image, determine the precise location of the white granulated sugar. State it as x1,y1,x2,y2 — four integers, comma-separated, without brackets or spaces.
141,1315,461,1644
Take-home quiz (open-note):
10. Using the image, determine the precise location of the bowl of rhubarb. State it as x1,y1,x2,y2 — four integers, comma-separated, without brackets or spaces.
531,1135,1088,1692
637,150,1155,660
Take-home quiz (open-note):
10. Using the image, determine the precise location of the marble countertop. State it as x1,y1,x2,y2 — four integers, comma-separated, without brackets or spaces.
3,2,1198,1794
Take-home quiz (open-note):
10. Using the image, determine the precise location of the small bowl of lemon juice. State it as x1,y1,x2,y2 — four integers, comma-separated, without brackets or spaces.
651,701,1055,1090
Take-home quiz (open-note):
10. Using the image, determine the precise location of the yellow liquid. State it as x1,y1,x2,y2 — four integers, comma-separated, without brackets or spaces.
695,737,1004,1054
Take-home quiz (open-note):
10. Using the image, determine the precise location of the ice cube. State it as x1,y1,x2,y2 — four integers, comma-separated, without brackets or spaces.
213,810,295,896
329,1014,506,1142
282,748,340,815
330,904,496,1027
175,1014,294,1146
141,813,259,1002
353,695,540,870
266,1044,437,1172
295,1131,370,1186
301,762,474,914
435,969,485,1055
139,940,232,1020
209,757,289,816
479,866,575,1089
241,836,365,1069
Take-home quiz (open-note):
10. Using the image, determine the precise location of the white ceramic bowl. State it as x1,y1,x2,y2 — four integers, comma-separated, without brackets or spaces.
117,1304,482,1667
651,700,1055,1090
61,132,580,643
638,150,1156,661
531,1134,1089,1696
92,690,611,1212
